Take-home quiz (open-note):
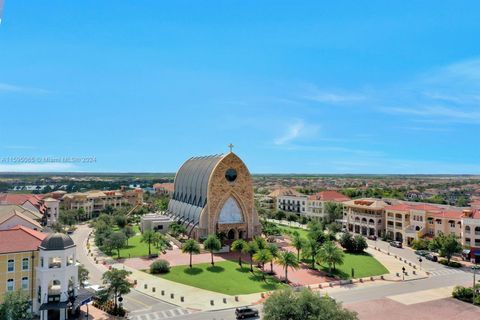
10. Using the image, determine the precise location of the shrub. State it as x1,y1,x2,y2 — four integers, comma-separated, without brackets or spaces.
452,286,474,303
150,259,170,274
340,233,368,253
411,239,430,250
439,260,462,268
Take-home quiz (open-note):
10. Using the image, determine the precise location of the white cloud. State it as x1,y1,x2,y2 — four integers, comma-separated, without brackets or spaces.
302,84,366,104
0,82,49,94
0,163,76,172
274,120,319,145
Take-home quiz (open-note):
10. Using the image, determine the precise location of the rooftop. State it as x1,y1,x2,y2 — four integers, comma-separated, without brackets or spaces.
0,226,47,254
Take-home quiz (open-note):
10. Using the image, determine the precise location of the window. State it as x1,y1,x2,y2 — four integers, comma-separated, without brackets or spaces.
450,222,455,228
22,277,28,290
7,279,14,291
466,238,471,243
7,259,14,272
22,258,29,271
41,257,44,268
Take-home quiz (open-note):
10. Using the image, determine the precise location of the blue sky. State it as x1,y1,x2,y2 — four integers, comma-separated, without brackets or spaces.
1,1,480,174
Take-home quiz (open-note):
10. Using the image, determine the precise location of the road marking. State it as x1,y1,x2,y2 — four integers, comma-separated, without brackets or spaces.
127,295,151,308
129,308,192,320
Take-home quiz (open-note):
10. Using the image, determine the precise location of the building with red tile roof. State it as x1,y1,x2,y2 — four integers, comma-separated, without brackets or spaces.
306,191,351,220
0,225,46,254
153,183,174,196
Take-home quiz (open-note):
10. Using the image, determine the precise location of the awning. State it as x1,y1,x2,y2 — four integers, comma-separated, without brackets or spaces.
39,301,68,311
72,288,95,310
463,249,471,255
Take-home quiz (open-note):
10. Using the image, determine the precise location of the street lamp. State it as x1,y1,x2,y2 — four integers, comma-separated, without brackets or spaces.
418,257,423,270
473,264,479,301
402,266,406,281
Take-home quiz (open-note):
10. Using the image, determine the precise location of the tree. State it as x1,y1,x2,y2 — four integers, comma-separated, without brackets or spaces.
291,232,305,261
182,239,201,268
304,237,320,269
114,214,128,228
254,249,273,280
141,230,156,256
245,241,259,272
168,222,186,237
78,264,90,287
231,239,248,267
0,290,32,320
123,225,135,246
352,235,368,252
317,241,345,274
263,288,358,320
267,243,280,273
411,238,430,250
204,234,222,266
325,202,344,224
254,236,268,251
102,269,133,311
435,234,462,264
152,232,168,253
276,251,299,283
59,210,77,227
111,232,127,259
275,210,287,221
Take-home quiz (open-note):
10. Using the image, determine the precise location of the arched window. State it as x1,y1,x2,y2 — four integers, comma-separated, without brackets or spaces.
7,259,14,272
218,197,243,224
465,226,471,232
22,258,29,271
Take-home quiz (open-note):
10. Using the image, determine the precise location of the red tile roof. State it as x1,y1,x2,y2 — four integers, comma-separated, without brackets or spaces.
0,226,47,254
428,210,464,219
385,204,414,211
153,183,174,192
0,193,47,213
307,191,350,202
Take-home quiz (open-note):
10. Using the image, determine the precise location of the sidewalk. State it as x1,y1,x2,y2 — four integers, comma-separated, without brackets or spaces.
112,263,263,311
366,247,429,281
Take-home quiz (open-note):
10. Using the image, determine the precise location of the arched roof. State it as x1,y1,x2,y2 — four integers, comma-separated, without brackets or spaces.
172,154,224,208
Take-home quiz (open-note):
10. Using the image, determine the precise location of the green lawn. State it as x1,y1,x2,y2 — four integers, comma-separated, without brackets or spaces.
317,252,388,279
159,260,286,295
107,225,153,259
276,224,309,239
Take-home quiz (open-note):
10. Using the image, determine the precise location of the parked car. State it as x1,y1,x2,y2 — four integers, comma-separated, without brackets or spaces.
367,235,377,241
235,307,259,319
415,250,429,257
426,253,438,262
389,241,403,248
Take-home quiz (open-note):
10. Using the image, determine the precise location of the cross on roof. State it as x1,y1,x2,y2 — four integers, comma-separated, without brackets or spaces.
228,143,234,153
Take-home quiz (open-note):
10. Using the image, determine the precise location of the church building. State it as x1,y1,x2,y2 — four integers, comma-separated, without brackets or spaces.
167,149,261,240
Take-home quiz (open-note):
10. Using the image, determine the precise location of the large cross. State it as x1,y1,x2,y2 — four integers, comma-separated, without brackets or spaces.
228,143,234,153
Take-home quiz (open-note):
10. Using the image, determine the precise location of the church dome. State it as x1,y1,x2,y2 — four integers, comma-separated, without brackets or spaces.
40,233,75,251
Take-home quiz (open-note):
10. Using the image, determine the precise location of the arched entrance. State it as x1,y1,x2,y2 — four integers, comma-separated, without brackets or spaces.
227,229,235,240
238,230,245,239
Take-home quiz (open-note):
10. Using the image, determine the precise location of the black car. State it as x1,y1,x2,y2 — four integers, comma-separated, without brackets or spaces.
235,307,259,319
367,235,377,241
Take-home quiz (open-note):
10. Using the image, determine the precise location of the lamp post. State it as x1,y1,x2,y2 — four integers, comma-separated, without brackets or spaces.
473,264,479,301
418,257,423,270
402,266,406,281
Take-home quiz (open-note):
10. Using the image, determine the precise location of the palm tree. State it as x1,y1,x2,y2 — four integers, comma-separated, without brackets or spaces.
276,251,299,283
152,232,168,254
244,241,259,272
141,230,156,256
231,239,248,267
304,237,320,269
291,233,305,262
253,249,273,281
203,234,222,266
254,236,267,251
182,239,201,268
267,243,279,274
317,241,345,275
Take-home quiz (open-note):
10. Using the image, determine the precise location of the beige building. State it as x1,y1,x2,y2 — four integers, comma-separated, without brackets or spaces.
62,188,143,218
272,189,307,215
167,152,261,240
343,198,388,237
306,191,350,220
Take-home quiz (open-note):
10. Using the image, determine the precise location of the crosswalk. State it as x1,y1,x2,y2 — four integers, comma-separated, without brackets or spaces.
129,307,192,320
427,268,467,277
